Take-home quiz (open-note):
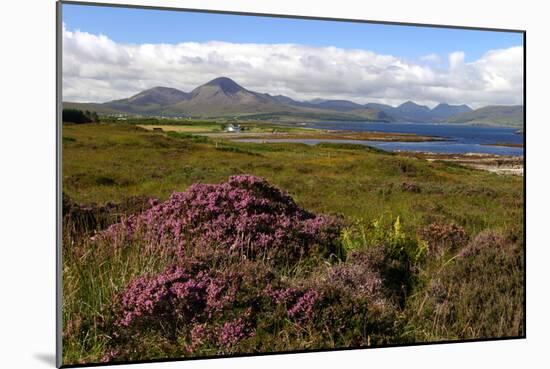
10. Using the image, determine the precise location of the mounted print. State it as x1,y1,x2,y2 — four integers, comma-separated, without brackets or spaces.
57,1,525,367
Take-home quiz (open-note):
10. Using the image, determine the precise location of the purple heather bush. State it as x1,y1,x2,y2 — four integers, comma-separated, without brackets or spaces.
105,237,401,361
114,262,211,330
101,175,342,264
260,252,399,347
218,312,254,349
99,175,409,361
107,258,269,360
264,284,320,324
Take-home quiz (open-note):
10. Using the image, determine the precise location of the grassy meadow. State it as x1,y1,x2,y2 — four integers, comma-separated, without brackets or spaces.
62,122,524,365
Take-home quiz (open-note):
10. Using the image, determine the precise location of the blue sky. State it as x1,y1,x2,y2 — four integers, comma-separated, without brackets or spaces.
62,3,523,64
61,3,524,107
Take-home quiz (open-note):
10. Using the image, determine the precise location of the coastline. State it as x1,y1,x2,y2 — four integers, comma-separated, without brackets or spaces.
400,152,524,176
203,130,445,142
138,123,523,175
139,124,444,142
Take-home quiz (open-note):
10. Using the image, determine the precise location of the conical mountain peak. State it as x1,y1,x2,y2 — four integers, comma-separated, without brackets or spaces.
202,77,246,94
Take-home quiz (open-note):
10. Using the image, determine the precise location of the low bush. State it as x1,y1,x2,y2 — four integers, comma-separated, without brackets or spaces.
418,222,468,257
215,146,260,156
105,248,402,361
100,175,343,266
104,258,270,361
91,177,416,362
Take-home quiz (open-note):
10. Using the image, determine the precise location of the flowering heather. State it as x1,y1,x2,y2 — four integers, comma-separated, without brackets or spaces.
264,284,300,305
114,261,213,330
287,290,320,322
189,323,211,350
102,175,342,264
264,284,320,323
218,313,254,349
264,250,394,326
108,259,271,360
262,258,398,345
327,260,385,299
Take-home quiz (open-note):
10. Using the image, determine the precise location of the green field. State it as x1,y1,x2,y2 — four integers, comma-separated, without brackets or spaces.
63,123,522,233
62,123,524,364
136,121,315,134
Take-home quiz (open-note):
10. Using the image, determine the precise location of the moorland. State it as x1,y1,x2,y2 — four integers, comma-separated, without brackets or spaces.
62,120,524,364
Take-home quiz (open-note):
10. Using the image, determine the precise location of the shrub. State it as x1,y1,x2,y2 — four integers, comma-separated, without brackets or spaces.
320,260,400,345
418,222,468,256
63,108,99,123
215,146,260,156
101,175,343,265
96,176,373,362
105,249,404,362
106,258,271,361
261,254,400,348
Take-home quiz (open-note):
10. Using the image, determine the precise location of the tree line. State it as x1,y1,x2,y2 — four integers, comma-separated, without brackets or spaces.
62,109,100,124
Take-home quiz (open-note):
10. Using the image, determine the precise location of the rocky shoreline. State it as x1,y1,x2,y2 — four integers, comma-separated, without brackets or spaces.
401,152,524,176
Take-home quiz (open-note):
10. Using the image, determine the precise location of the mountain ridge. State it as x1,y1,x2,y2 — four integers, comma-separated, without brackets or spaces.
445,105,524,127
63,77,521,126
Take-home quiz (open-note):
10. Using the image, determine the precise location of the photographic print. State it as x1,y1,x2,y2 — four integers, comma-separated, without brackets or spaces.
58,1,525,366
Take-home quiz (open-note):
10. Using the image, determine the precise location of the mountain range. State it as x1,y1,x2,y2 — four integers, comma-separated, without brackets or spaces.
64,77,524,127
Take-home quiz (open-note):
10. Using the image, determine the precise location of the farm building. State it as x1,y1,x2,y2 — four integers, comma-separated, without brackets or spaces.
225,124,241,133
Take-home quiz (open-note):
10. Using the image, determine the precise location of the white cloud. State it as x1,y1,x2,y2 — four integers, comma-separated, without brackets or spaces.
420,53,442,64
449,51,465,70
62,25,523,108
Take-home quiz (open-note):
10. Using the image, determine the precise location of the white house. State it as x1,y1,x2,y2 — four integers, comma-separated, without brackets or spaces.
225,124,241,133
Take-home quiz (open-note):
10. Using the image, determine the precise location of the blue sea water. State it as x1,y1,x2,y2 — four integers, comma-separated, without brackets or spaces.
239,122,524,156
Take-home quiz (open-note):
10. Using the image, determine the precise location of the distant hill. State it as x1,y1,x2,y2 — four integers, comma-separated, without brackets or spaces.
305,99,365,111
63,77,519,126
103,87,191,115
164,77,291,116
118,87,190,106
430,103,473,120
63,77,389,122
62,101,124,115
393,101,434,122
445,105,524,127
363,101,471,123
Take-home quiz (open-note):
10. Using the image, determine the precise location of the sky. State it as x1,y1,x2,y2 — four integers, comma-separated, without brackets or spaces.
62,3,524,108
